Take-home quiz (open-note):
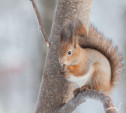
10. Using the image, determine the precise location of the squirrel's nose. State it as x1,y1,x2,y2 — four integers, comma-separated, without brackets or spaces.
58,58,65,65
59,60,65,65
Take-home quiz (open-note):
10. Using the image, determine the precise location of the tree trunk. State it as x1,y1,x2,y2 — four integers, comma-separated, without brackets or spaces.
35,0,93,113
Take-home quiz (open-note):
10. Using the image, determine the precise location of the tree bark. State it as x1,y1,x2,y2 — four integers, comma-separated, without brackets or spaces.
54,89,117,113
35,0,93,113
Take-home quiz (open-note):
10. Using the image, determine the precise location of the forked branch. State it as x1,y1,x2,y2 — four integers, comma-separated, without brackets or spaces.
31,0,50,47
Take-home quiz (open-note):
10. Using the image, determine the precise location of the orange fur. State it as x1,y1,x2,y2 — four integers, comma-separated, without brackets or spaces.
68,64,87,76
91,62,112,93
58,19,123,94
78,25,123,87
75,23,87,36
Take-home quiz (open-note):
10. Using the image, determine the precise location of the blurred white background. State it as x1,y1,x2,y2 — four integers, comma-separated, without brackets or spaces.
0,0,125,113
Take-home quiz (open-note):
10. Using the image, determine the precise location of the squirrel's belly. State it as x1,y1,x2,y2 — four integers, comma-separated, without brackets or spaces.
67,67,93,87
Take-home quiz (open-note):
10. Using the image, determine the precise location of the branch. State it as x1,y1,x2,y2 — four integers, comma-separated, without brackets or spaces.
54,89,117,113
30,0,50,47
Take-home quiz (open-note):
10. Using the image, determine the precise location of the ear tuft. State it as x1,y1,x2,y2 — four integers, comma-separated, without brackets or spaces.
74,19,87,37
60,24,73,43
60,27,65,42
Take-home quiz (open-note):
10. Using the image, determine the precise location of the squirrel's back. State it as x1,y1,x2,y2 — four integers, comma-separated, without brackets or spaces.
79,25,123,87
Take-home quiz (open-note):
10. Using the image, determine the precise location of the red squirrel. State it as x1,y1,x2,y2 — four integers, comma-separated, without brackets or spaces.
58,19,123,96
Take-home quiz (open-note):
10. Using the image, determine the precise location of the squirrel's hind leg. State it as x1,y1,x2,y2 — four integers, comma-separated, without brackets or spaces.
73,85,90,97
80,85,91,92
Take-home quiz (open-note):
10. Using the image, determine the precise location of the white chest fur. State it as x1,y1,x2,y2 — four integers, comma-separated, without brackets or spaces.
67,67,93,88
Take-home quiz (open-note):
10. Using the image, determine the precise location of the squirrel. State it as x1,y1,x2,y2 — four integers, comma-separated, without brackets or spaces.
58,19,123,97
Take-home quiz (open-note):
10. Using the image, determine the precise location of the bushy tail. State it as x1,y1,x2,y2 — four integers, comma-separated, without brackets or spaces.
79,25,123,87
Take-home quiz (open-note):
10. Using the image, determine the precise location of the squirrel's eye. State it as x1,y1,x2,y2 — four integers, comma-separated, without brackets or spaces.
68,51,72,55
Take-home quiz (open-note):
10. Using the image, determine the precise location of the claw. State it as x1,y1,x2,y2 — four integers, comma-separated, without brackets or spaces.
80,85,90,92
73,88,80,97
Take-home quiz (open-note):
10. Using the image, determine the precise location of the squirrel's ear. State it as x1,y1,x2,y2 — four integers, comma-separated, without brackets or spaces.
71,35,77,49
60,25,72,43
74,20,87,37
60,27,65,42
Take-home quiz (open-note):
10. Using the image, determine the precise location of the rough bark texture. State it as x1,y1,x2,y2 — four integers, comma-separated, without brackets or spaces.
54,89,117,113
35,0,93,113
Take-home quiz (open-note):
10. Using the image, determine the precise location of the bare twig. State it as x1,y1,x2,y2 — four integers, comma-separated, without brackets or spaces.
54,89,117,113
31,0,50,47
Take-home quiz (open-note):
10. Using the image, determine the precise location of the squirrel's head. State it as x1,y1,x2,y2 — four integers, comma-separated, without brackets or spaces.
58,20,87,66
58,39,79,66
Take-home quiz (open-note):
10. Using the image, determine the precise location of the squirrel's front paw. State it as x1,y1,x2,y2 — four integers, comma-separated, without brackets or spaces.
59,70,66,75
59,65,67,75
